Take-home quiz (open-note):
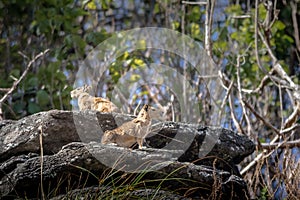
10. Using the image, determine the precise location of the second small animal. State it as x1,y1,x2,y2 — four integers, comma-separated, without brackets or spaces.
101,104,151,149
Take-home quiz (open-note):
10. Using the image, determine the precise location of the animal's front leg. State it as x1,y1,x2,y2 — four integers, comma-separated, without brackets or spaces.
137,138,144,149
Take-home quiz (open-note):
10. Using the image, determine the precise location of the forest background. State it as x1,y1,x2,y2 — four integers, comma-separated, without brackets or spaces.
0,0,299,199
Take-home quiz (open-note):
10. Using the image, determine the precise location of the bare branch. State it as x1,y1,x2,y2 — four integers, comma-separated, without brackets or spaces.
279,86,284,128
254,0,269,75
291,1,300,52
256,0,300,112
268,0,279,29
280,124,300,135
218,81,233,125
262,0,273,30
258,29,299,91
204,0,215,60
0,88,10,93
0,49,50,120
181,1,207,5
242,98,280,135
236,55,253,136
261,139,300,149
232,15,251,19
229,93,245,134
241,135,279,175
242,69,275,94
282,103,300,129
18,51,29,60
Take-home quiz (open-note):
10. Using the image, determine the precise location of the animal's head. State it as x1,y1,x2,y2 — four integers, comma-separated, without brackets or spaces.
101,131,116,144
137,104,150,119
71,85,92,98
148,106,167,121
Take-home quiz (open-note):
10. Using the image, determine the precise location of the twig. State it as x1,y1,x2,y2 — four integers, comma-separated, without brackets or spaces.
262,0,272,31
241,69,275,94
254,0,268,75
282,102,300,129
236,55,252,136
133,100,141,116
241,135,279,175
181,2,187,122
181,1,207,5
261,138,300,149
267,0,279,30
232,15,251,19
280,124,300,135
218,81,233,125
18,51,29,60
0,88,10,93
242,98,280,135
258,29,298,91
229,93,244,134
38,125,45,200
0,49,50,104
263,130,296,158
291,1,300,52
0,49,50,120
218,68,234,89
204,0,215,60
279,85,284,129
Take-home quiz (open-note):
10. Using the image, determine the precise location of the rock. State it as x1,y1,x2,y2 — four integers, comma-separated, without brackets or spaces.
0,110,80,162
147,122,255,173
50,186,189,200
0,110,255,199
1,142,249,199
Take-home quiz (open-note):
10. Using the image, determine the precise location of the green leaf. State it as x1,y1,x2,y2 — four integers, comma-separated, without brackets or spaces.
10,69,20,78
131,58,145,69
153,3,160,15
282,35,294,43
87,1,97,10
274,21,286,31
37,90,50,107
171,21,180,30
28,102,41,114
230,32,239,40
191,23,200,38
26,76,38,88
13,101,26,114
225,4,242,15
101,0,110,10
130,74,140,82
191,6,201,21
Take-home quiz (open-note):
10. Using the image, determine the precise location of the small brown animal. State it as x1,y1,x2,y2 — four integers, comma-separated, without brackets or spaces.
71,85,119,112
101,104,151,149
92,98,119,113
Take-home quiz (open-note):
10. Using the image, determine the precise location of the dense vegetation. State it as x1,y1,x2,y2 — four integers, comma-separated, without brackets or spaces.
0,0,299,199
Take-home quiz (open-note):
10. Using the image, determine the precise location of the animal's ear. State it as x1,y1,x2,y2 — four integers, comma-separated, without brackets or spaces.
144,104,149,111
82,84,92,92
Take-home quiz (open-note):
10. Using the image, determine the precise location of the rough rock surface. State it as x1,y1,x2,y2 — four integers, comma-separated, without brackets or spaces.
0,110,255,199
